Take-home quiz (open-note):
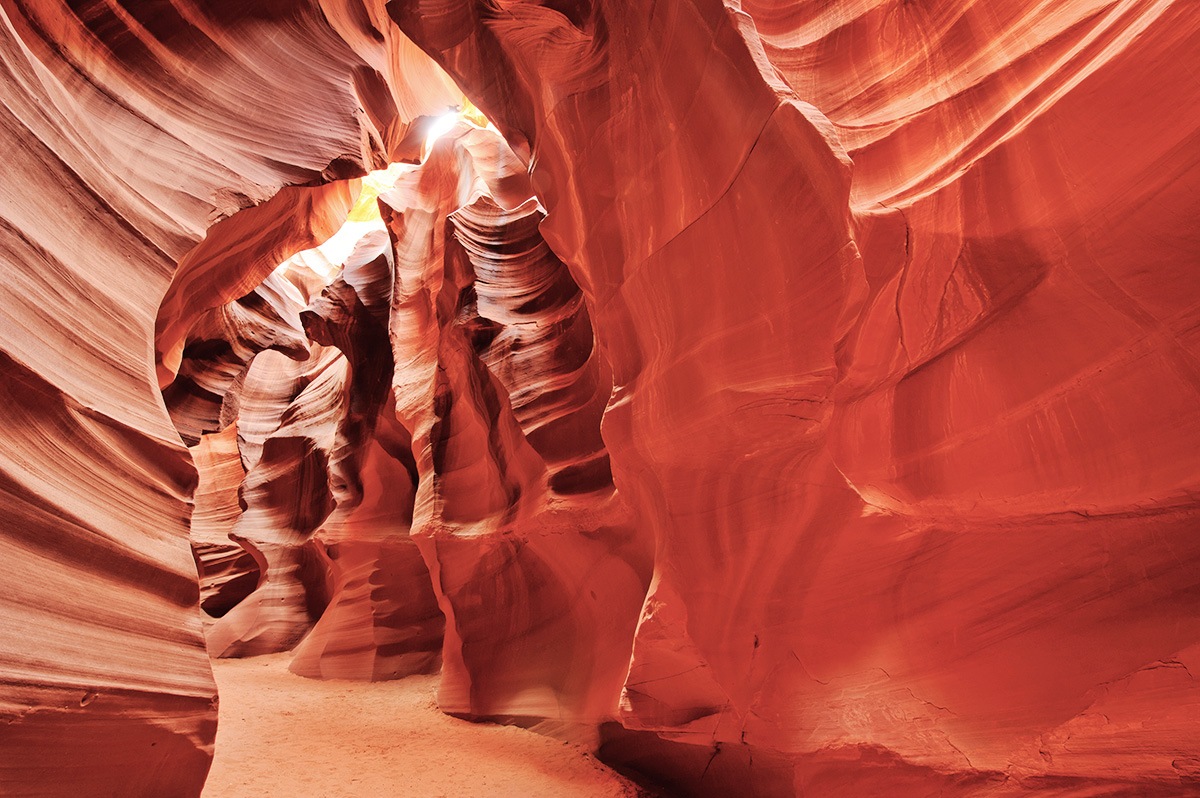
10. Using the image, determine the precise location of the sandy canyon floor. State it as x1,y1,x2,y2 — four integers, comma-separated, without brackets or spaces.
203,655,645,797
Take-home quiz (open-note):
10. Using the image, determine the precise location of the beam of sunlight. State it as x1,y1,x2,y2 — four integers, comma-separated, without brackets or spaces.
280,101,497,285
423,111,460,157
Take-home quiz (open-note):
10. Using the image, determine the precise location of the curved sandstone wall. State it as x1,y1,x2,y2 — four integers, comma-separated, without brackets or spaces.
1,1,1198,796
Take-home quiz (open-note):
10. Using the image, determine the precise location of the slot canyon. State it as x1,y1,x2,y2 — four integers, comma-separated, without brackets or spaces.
1,0,1198,796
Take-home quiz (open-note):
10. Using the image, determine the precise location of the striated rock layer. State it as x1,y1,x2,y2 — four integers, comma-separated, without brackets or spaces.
190,425,259,619
394,0,1200,794
288,226,443,681
378,124,651,722
0,0,456,793
1,0,1199,796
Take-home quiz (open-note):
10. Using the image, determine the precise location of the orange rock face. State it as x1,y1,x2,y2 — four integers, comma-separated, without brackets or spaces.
391,1,1200,793
379,126,651,722
2,0,1199,796
0,0,451,793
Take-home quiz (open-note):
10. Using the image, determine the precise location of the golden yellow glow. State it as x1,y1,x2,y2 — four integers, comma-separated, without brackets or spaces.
277,103,499,286
461,98,490,129
346,102,493,222
346,162,410,222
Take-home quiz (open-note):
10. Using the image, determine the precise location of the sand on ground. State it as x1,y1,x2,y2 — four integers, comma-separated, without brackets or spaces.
201,654,644,798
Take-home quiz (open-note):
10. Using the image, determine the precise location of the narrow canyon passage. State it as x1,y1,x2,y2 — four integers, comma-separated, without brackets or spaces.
2,1,1200,796
202,656,643,798
173,122,651,794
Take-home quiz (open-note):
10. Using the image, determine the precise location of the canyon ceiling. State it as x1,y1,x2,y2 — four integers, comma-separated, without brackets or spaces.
1,0,1198,796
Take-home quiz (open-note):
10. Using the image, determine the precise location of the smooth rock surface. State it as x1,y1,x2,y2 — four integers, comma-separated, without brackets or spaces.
203,654,645,798
0,0,456,792
2,0,1198,796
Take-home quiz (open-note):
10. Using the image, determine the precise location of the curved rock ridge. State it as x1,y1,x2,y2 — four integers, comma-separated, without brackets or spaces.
163,271,312,446
163,180,436,667
190,424,259,619
2,0,1199,796
393,0,1200,794
317,0,466,160
172,205,447,677
289,227,444,681
201,345,344,658
378,123,651,722
0,0,460,792
450,194,613,497
185,120,646,701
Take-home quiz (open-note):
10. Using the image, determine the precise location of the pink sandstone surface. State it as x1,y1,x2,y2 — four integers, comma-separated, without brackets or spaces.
0,0,1198,796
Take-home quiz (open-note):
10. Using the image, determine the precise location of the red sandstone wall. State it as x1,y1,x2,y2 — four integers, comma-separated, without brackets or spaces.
395,1,1200,793
0,1,453,793
1,1,1198,795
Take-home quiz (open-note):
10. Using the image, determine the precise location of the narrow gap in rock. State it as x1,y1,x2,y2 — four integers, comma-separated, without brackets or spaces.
156,108,651,797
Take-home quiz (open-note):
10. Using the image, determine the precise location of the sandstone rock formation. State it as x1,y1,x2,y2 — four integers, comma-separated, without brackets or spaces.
190,425,259,618
390,1,1200,793
0,1,453,793
379,124,651,721
288,227,443,681
1,0,1198,796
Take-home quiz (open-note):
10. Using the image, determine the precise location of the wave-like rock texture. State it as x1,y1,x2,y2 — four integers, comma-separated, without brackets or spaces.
166,209,445,679
380,124,652,722
188,121,646,701
190,425,259,618
394,0,1200,795
163,272,312,446
2,0,1199,796
289,229,444,681
176,221,447,677
0,0,459,793
202,346,344,658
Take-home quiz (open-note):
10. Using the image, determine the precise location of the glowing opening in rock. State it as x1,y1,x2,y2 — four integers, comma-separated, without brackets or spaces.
275,162,410,283
279,102,496,286
421,100,494,161
274,99,498,287
424,111,460,155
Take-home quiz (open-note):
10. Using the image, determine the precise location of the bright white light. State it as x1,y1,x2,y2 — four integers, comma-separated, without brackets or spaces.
423,111,461,159
276,220,385,283
316,221,385,269
273,163,413,284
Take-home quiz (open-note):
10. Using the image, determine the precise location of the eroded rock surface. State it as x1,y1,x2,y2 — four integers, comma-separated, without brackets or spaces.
395,1,1200,794
0,0,455,793
2,0,1199,796
379,125,651,722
